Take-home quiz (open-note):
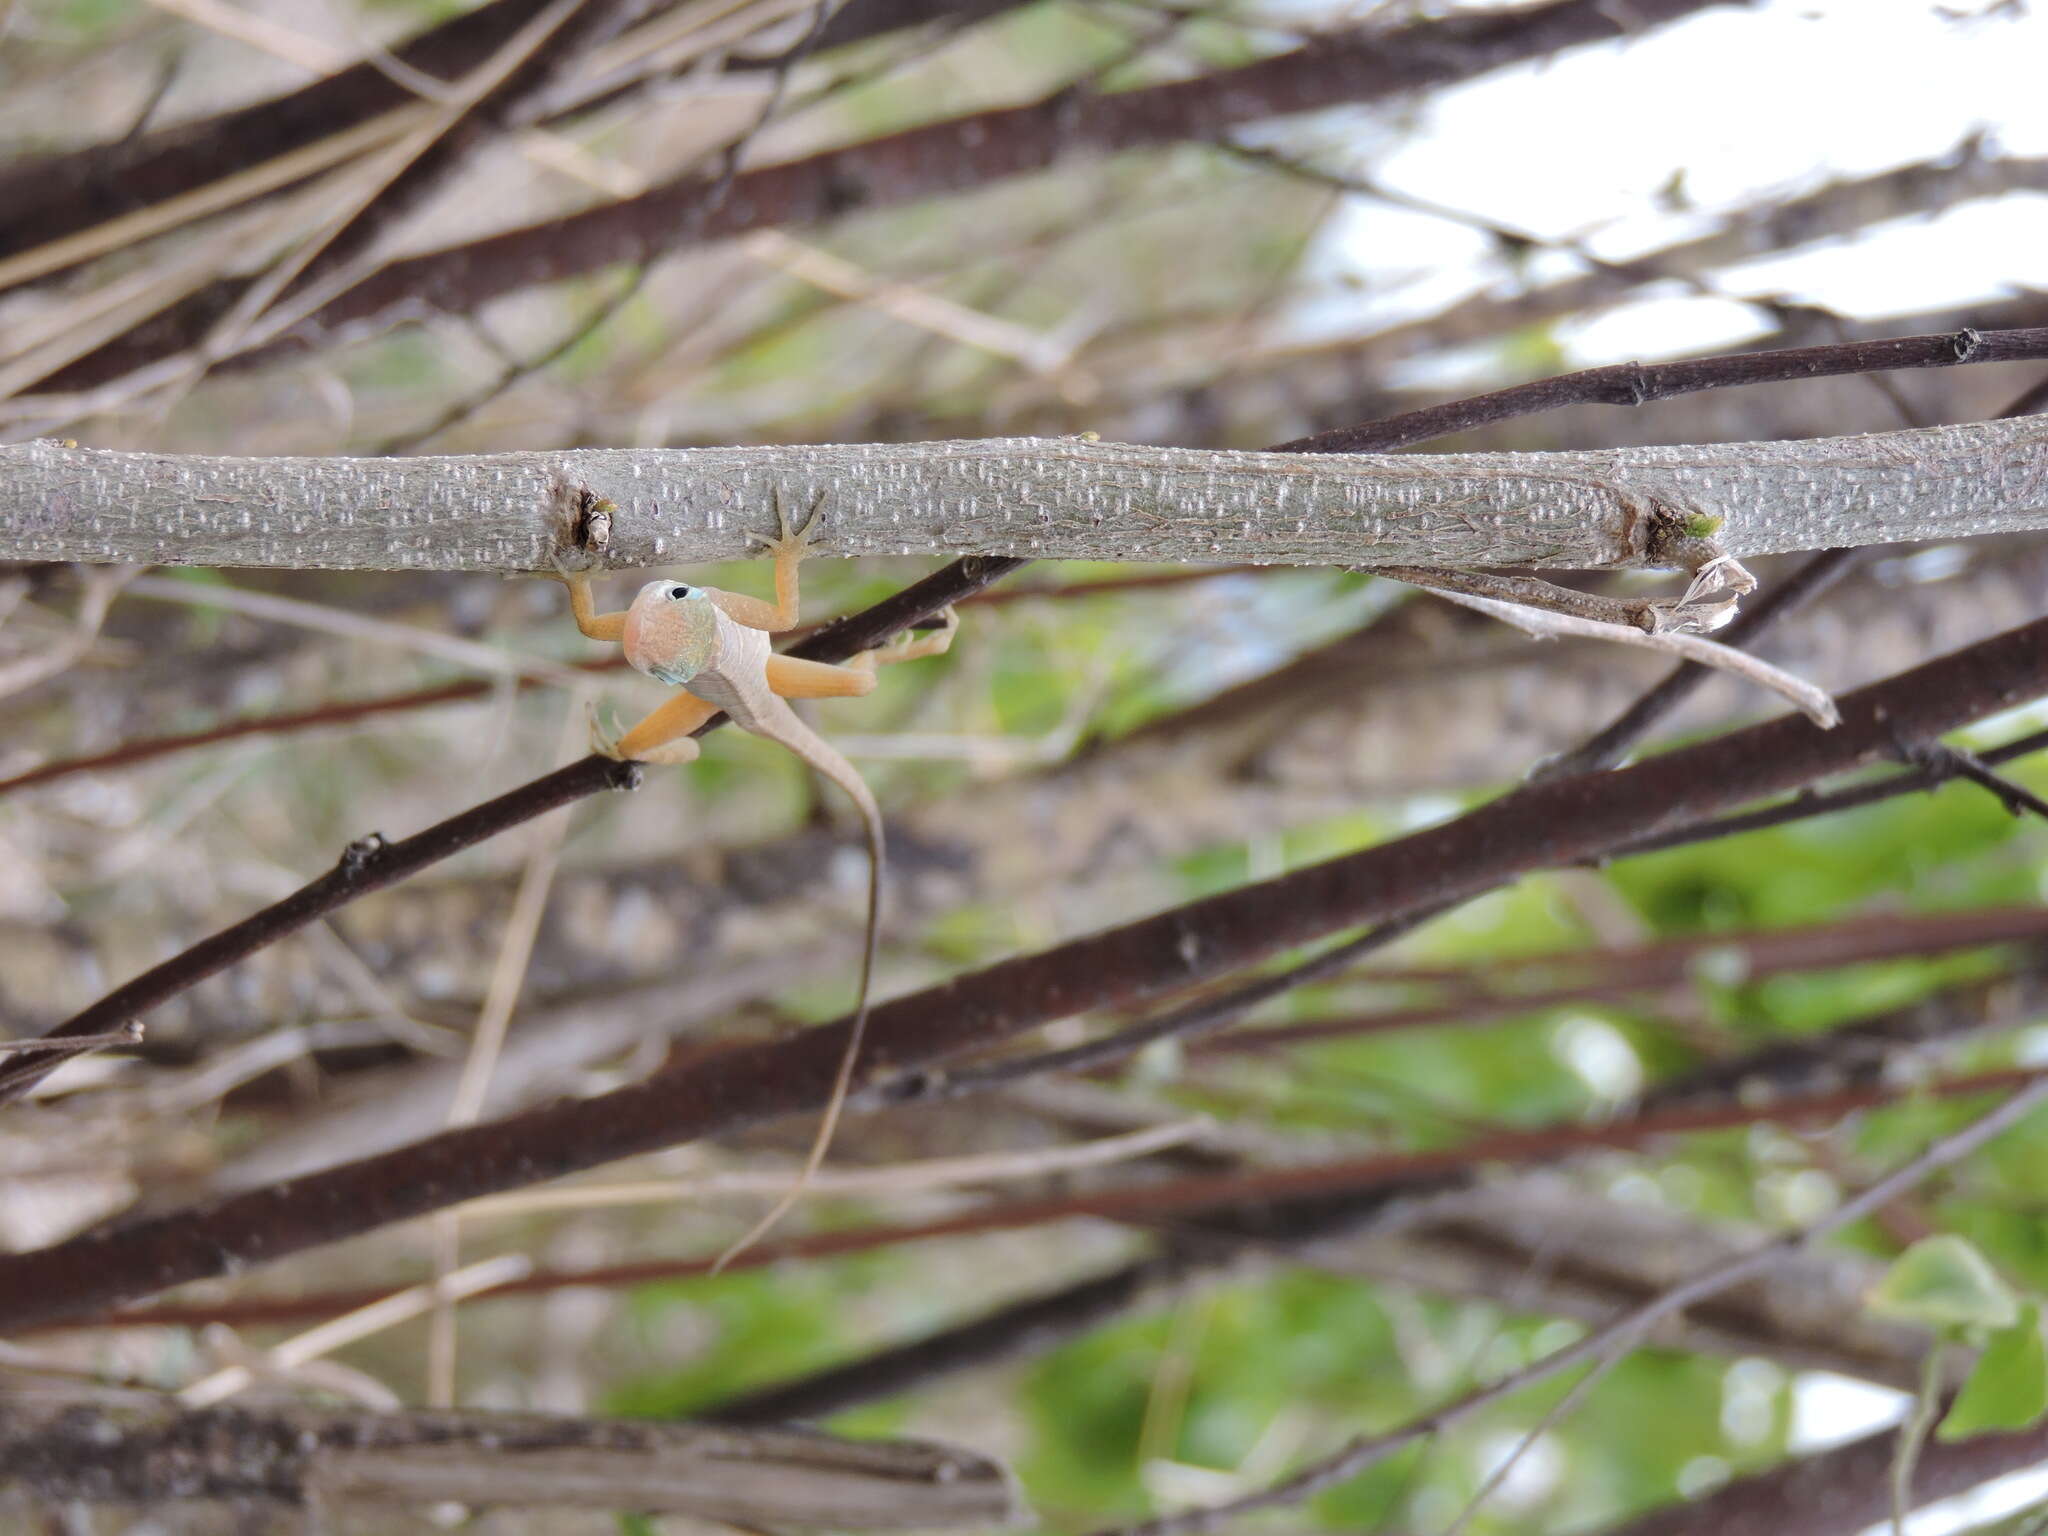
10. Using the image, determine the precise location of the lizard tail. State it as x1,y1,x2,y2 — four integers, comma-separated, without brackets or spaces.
711,705,882,1274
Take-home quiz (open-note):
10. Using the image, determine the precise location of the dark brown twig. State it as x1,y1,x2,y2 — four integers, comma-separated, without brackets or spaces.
1891,736,2048,823
0,610,2042,1331
0,566,1233,801
0,756,639,1106
1274,326,2048,454
61,1061,2048,1338
1614,722,2048,859
0,0,1040,267
0,556,1015,1105
35,0,1734,394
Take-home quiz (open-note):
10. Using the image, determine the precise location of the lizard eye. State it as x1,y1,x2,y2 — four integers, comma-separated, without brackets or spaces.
668,584,690,600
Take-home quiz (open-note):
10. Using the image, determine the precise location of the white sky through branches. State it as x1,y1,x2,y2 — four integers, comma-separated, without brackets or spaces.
1279,0,2048,380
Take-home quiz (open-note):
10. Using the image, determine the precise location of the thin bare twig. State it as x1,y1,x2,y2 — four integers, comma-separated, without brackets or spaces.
0,563,137,700
76,1063,2048,1338
1081,1076,2048,1536
177,1253,532,1408
1538,547,1866,778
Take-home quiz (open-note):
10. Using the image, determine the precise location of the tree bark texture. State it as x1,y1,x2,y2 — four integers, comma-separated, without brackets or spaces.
7,418,2047,572
0,1392,1021,1525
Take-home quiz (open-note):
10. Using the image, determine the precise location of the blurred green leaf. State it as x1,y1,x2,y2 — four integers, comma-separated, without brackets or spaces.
1940,1303,2048,1440
605,1258,883,1419
1869,1235,2021,1331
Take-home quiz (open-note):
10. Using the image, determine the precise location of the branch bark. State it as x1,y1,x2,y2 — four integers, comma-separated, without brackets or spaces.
0,1390,1022,1525
9,414,2048,571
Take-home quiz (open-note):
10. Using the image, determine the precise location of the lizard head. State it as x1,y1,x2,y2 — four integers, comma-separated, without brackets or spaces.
623,579,720,686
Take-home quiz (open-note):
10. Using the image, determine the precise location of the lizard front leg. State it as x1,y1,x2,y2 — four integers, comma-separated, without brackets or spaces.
763,607,959,701
608,691,720,764
707,488,823,633
550,560,629,643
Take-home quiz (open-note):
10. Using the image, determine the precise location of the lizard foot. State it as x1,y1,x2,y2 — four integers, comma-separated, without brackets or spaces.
546,548,601,585
746,486,827,563
884,604,959,664
586,700,627,760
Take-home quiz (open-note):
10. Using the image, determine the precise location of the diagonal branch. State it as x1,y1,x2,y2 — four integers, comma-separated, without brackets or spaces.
0,0,1037,265
27,0,1739,395
0,553,1013,1108
0,608,2042,1332
1277,327,2028,456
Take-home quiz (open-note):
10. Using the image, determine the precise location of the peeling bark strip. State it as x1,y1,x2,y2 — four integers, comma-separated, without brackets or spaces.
0,1392,1022,1526
5,418,2047,572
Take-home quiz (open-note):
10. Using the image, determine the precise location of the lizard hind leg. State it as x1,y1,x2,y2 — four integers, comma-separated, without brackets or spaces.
876,604,958,666
760,607,961,704
764,653,878,700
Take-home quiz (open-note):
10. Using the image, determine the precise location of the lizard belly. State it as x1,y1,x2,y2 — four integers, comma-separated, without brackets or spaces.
681,623,776,731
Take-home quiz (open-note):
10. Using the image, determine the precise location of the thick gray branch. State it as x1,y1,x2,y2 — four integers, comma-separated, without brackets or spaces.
0,1391,1022,1526
5,418,2046,572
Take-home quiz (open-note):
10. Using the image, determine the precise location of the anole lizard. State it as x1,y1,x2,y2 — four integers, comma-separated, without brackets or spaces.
551,493,956,1266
